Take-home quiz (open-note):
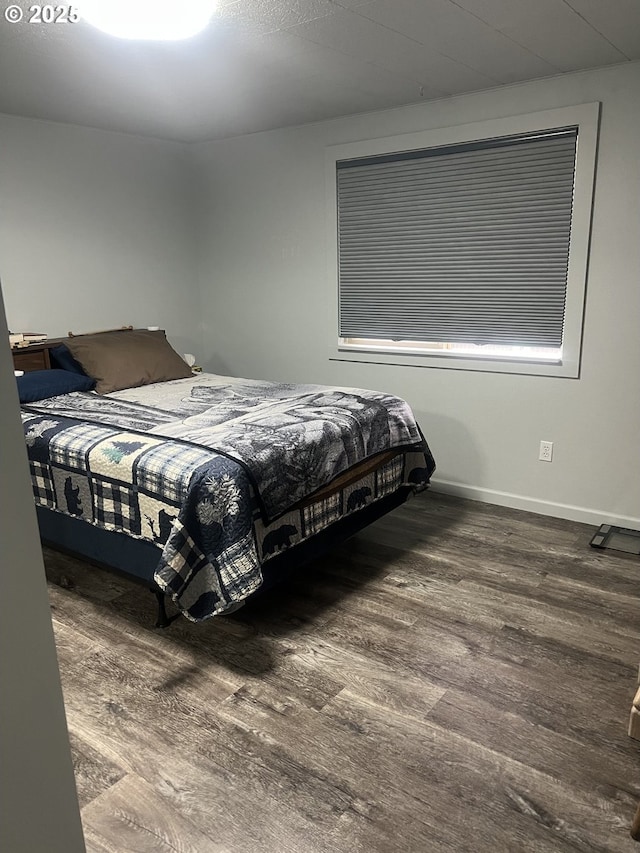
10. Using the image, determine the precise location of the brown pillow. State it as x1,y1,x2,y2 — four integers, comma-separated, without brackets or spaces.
64,329,192,394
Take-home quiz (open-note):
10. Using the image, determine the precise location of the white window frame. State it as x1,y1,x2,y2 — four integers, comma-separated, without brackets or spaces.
326,103,600,378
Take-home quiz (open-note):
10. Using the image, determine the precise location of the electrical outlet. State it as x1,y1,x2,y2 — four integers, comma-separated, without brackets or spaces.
539,440,553,462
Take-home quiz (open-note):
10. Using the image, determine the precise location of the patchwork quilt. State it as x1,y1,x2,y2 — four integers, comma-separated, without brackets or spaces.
23,375,435,620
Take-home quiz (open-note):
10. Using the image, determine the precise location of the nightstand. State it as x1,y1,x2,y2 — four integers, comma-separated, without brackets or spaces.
11,336,70,373
12,343,52,373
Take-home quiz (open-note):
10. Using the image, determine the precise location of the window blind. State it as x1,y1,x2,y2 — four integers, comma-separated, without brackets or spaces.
337,129,578,348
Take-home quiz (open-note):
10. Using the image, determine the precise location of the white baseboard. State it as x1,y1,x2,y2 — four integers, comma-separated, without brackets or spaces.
429,479,640,529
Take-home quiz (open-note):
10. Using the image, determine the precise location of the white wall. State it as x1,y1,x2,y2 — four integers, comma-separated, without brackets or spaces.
0,114,200,357
1,66,638,526
0,288,85,852
193,62,640,527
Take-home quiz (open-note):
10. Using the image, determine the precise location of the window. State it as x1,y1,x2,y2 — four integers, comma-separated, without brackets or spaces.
327,104,599,377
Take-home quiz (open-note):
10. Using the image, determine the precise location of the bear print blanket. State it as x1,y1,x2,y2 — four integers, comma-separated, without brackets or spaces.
23,375,435,620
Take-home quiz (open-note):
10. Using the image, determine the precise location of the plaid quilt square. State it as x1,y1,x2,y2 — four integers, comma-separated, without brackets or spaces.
302,493,342,537
50,424,117,472
376,456,404,497
92,479,140,535
156,520,212,593
135,442,216,504
216,533,262,599
30,461,55,507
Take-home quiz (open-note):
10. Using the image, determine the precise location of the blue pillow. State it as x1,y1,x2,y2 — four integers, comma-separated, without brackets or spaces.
18,369,95,403
49,344,87,375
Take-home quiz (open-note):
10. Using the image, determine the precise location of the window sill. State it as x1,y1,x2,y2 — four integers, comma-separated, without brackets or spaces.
330,345,578,378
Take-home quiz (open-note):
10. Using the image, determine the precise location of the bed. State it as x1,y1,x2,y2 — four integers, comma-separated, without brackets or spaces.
17,329,435,625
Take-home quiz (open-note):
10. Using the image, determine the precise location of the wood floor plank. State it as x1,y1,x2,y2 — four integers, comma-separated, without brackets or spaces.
82,774,231,853
381,495,640,596
530,571,640,628
44,492,640,852
59,649,353,852
49,615,98,667
289,635,447,724
68,730,127,810
426,687,639,801
421,631,638,755
450,578,640,660
217,687,466,853
321,690,638,853
333,529,550,596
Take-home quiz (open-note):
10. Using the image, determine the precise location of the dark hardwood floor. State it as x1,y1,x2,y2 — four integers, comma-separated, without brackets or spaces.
44,492,640,852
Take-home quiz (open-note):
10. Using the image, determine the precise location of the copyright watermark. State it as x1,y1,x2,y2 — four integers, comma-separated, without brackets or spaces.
4,5,80,24
5,5,22,21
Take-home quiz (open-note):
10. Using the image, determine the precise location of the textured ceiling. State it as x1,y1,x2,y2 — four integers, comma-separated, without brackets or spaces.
0,0,639,142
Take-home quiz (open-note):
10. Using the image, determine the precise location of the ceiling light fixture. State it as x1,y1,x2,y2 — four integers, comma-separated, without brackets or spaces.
78,0,217,41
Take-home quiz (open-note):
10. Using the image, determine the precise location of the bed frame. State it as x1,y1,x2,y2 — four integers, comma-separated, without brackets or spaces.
37,488,412,627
